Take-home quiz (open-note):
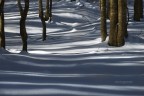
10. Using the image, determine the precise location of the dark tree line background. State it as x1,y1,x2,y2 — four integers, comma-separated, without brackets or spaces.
0,0,143,52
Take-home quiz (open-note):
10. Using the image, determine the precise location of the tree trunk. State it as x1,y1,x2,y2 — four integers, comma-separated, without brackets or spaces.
17,0,29,52
106,0,110,19
39,0,47,41
41,18,46,41
0,0,5,49
20,18,27,51
49,0,52,21
108,0,118,46
125,2,129,38
117,0,127,46
100,0,107,41
134,0,141,21
140,0,143,18
45,0,50,21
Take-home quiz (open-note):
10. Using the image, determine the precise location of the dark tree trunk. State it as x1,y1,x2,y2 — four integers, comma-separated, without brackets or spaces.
134,0,141,21
106,0,110,19
100,0,107,41
49,0,52,21
20,18,27,51
0,0,5,49
41,18,46,41
140,0,143,18
17,0,29,52
39,0,52,41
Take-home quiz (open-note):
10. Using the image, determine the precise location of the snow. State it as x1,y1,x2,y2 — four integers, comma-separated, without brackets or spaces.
0,0,144,96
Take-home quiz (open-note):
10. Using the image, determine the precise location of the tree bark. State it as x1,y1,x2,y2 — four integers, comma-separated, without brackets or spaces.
0,0,5,49
108,0,118,46
140,0,143,18
17,0,29,52
39,0,46,41
100,0,107,41
134,0,141,21
49,0,52,21
45,0,50,21
117,0,127,46
106,0,110,19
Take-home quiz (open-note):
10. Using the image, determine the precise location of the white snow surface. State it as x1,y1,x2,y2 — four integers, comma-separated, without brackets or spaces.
0,0,144,96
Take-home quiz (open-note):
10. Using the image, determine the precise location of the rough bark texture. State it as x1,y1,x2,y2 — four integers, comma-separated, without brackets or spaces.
100,0,107,41
108,0,118,46
17,0,29,51
0,0,5,49
117,0,127,46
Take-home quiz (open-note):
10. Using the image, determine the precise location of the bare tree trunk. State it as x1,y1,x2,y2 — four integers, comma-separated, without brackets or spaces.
39,0,47,41
0,0,5,49
17,0,29,52
38,0,52,41
49,0,52,21
108,0,118,46
134,0,141,21
100,0,107,41
20,18,27,51
106,0,110,19
140,0,143,18
45,0,50,21
117,0,127,46
125,2,129,38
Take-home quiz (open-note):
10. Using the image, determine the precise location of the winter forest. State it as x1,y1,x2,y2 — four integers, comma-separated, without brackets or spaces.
0,0,144,96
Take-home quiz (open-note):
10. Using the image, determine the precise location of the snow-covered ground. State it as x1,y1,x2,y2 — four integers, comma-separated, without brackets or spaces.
0,0,144,96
